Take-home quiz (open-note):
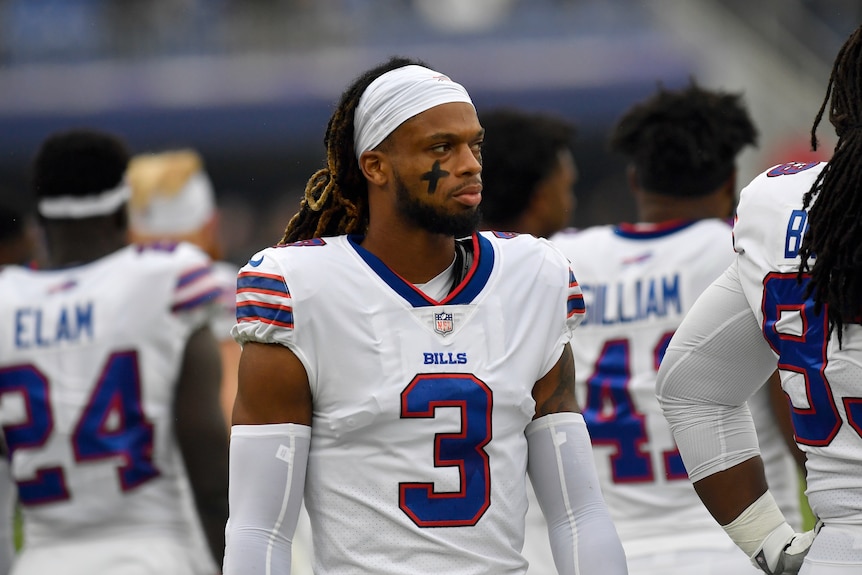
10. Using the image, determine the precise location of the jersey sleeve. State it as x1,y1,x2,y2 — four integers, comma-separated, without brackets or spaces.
168,242,224,331
535,238,585,378
231,248,296,349
733,161,824,261
209,261,240,341
566,264,586,331
541,237,586,333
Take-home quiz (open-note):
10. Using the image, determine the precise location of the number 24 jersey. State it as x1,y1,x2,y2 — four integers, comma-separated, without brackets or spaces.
0,243,221,573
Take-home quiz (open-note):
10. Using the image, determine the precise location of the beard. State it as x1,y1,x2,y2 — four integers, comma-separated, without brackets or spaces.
394,173,481,238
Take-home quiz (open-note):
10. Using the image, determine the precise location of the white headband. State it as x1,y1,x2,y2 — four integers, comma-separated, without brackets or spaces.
38,182,131,219
353,65,474,160
129,171,215,235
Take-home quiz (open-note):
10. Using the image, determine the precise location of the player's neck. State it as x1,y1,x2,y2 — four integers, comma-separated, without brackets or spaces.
44,223,127,268
636,182,734,224
637,195,730,224
361,226,459,284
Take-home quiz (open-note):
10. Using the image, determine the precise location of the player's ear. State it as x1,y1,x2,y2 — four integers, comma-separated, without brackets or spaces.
359,151,388,186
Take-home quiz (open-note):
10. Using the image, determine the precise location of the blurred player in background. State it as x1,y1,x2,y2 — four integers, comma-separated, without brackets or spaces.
0,129,229,574
479,108,578,238
477,107,585,574
127,150,315,574
550,83,803,574
657,24,862,575
126,149,241,428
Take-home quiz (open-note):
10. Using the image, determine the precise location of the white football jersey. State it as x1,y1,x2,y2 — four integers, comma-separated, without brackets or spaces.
232,232,584,575
0,243,222,574
550,219,800,558
734,161,862,525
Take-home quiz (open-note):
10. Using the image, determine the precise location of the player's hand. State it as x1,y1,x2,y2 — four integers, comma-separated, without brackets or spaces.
751,522,817,574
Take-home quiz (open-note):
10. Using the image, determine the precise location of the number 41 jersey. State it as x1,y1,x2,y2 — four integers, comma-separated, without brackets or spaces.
734,161,862,526
232,232,584,575
0,243,222,574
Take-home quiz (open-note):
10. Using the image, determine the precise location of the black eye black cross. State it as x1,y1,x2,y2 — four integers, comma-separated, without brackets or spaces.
420,160,450,195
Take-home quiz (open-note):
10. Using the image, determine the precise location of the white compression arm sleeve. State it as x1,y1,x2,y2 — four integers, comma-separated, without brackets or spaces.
527,412,627,575
223,424,311,575
656,262,779,482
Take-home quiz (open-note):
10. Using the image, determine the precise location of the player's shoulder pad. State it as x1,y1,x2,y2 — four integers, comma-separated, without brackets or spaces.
481,229,563,258
549,224,613,257
739,161,825,207
131,239,212,272
238,243,294,276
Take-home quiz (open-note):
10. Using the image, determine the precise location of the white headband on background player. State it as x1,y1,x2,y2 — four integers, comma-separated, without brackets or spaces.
353,65,475,161
37,183,131,219
126,150,216,236
128,170,215,235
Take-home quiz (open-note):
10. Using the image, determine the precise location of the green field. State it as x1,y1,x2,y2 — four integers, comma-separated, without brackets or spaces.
799,472,816,530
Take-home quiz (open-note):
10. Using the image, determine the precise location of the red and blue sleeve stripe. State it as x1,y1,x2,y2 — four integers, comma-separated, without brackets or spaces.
567,268,585,318
172,264,221,312
236,271,294,328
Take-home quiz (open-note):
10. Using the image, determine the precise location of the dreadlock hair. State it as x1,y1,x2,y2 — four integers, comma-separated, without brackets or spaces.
798,24,862,338
33,128,130,209
478,108,576,228
610,81,757,197
281,56,431,244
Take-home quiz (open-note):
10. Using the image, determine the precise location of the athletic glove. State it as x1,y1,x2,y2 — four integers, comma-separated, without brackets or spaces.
751,522,817,575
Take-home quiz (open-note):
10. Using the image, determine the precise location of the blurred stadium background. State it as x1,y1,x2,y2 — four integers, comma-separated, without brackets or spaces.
0,0,858,266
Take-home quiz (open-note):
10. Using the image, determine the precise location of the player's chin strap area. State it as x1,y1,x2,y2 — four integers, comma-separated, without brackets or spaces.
723,491,818,574
448,236,474,294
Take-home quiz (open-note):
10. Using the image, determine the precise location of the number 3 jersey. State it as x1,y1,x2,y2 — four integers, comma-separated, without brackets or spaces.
232,232,584,575
0,243,221,570
734,161,862,526
550,219,799,556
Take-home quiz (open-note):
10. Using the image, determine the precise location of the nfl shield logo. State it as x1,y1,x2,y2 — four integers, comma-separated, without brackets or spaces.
434,311,454,335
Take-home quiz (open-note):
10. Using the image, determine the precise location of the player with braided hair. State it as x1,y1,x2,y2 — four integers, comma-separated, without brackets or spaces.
224,57,627,575
550,82,803,575
798,29,862,342
658,24,862,575
281,56,430,243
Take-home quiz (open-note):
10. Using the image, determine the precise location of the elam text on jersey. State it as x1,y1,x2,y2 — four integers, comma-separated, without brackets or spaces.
14,303,94,348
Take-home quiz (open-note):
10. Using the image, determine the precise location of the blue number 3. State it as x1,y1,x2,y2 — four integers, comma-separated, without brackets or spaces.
0,351,160,505
400,373,492,527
